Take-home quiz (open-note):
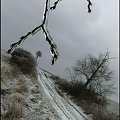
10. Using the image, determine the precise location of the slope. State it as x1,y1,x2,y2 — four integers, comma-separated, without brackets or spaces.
1,50,92,120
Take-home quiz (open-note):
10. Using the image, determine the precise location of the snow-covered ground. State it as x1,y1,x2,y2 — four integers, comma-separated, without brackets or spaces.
1,50,92,120
38,68,92,120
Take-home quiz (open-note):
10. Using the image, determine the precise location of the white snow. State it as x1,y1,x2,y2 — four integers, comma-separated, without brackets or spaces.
37,68,92,120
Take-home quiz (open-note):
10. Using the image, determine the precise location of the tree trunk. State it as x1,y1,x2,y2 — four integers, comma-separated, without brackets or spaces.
84,54,108,88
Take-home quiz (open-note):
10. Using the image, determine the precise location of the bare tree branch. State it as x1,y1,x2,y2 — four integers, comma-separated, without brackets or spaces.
87,0,92,13
7,0,59,65
42,0,59,64
50,0,62,10
7,0,92,64
7,24,43,54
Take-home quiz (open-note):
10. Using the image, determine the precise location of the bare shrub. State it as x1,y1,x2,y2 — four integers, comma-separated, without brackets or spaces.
77,99,93,114
55,78,106,105
93,108,119,120
3,102,24,120
77,99,118,120
10,48,37,79
53,76,118,120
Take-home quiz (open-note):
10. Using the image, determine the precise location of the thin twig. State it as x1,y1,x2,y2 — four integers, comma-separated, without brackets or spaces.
50,0,62,10
87,0,92,13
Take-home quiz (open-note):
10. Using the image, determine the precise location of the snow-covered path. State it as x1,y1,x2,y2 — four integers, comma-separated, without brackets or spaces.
38,68,92,120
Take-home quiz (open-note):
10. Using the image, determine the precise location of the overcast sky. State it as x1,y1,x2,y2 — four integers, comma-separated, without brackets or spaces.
1,0,119,102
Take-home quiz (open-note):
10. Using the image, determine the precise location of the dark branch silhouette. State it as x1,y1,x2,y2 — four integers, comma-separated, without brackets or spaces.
7,0,59,65
50,0,62,10
87,0,92,13
7,0,92,65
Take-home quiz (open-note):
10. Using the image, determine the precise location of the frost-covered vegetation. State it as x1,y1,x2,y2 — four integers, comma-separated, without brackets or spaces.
1,50,92,120
1,50,60,120
10,48,37,79
52,76,119,120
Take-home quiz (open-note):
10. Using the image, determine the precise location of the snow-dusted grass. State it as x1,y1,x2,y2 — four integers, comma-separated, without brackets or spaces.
1,50,43,119
1,50,60,120
3,102,24,120
1,50,93,120
15,84,29,93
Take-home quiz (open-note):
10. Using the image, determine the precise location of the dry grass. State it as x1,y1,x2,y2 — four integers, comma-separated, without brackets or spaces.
77,99,119,120
3,102,24,120
30,86,40,94
93,108,119,120
1,65,21,87
11,93,26,105
1,66,10,82
27,74,38,84
17,79,25,84
77,99,93,114
15,84,29,93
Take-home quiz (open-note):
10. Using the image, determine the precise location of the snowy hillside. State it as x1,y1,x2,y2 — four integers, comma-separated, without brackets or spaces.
1,50,92,120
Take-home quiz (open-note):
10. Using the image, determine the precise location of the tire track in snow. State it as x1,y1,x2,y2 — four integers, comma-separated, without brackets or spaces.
37,68,91,120
38,71,72,120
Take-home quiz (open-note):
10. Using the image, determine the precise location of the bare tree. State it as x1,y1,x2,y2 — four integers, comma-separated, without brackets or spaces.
71,51,116,97
36,51,42,60
7,0,92,65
